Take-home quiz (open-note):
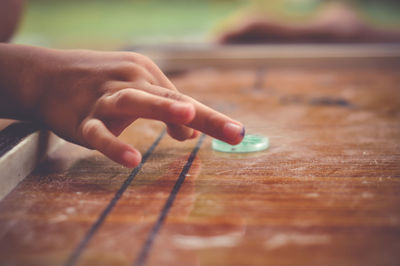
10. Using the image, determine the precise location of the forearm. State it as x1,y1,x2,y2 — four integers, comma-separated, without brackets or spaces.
0,43,44,121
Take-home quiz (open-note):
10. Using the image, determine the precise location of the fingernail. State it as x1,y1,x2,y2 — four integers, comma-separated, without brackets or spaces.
223,122,244,142
122,150,139,168
170,102,192,117
240,127,246,138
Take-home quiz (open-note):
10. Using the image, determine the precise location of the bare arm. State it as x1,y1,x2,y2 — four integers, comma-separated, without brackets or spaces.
0,44,245,167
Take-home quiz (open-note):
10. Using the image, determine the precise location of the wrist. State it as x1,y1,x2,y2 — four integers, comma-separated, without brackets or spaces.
0,44,47,121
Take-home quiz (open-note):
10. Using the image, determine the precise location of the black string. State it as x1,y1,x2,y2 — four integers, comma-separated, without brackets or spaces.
65,130,166,266
133,134,206,266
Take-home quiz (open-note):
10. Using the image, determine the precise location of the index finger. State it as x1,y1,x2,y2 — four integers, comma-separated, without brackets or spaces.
145,85,245,145
186,100,245,145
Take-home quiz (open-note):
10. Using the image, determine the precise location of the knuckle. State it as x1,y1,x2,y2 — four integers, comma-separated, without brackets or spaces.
162,90,183,101
96,95,109,109
128,52,152,65
121,52,138,63
130,53,160,73
126,62,143,73
125,53,170,87
118,62,147,81
82,120,99,140
114,90,132,108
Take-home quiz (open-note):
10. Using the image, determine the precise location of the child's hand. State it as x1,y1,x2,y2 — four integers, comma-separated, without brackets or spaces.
0,44,244,167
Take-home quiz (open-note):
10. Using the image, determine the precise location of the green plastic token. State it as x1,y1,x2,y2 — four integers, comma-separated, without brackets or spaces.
212,134,269,153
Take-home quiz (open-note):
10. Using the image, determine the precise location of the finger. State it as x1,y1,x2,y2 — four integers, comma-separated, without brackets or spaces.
147,64,176,90
101,81,195,141
114,53,194,140
134,83,194,140
102,89,196,125
187,103,245,145
130,53,177,90
142,85,245,145
122,62,157,84
173,128,199,140
107,53,158,84
166,123,194,141
81,119,141,168
190,130,200,139
134,58,197,140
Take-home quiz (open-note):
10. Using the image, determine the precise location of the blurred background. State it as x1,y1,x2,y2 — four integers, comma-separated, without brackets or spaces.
13,0,244,49
12,0,400,50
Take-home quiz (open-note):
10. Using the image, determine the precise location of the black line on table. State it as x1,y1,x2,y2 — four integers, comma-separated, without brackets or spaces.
133,134,206,266
64,130,166,266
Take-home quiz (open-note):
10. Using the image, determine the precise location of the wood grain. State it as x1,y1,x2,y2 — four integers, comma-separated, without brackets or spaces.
0,57,399,266
0,123,64,200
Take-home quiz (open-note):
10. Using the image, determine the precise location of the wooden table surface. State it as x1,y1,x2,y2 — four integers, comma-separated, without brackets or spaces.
0,53,400,266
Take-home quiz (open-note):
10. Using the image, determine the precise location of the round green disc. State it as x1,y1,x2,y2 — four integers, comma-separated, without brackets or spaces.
212,134,269,153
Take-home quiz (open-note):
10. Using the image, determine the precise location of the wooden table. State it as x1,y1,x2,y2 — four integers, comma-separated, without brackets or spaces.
1,45,400,266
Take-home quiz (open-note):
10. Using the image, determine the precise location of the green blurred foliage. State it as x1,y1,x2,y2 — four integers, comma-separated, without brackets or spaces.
15,0,245,49
14,0,399,49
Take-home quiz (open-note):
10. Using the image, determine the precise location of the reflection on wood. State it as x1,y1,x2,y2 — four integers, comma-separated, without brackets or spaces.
0,59,399,266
